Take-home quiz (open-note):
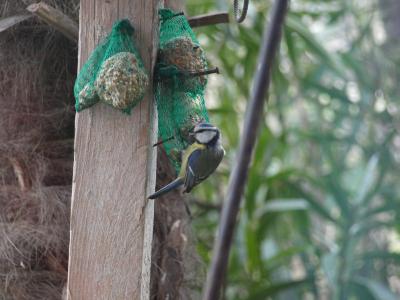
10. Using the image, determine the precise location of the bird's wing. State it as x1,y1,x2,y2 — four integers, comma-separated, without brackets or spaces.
184,147,219,193
179,143,204,177
184,148,202,193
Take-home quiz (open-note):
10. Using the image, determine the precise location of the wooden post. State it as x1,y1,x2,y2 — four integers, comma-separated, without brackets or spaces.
67,0,159,299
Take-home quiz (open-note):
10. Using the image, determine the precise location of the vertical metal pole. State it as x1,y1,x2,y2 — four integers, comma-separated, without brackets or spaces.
202,1,289,299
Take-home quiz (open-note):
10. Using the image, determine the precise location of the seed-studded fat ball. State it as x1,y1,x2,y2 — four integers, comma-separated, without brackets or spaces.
159,37,207,91
95,52,149,110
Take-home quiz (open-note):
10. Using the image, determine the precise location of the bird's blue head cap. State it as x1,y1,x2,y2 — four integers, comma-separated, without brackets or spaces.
192,122,220,145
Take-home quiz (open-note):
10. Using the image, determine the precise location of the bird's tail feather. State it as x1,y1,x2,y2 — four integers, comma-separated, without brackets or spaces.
148,178,184,199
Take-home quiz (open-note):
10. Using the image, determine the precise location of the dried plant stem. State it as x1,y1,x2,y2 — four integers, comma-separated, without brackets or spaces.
27,1,78,42
8,157,32,192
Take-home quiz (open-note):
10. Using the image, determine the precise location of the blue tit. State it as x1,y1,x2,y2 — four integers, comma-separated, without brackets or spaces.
148,123,225,199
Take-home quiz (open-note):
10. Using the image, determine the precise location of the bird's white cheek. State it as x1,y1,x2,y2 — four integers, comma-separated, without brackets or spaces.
196,131,216,144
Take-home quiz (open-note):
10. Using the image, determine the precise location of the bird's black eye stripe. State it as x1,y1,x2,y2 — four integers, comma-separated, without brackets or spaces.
194,128,218,133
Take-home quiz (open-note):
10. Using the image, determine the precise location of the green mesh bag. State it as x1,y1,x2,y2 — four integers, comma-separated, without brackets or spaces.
155,9,210,171
74,19,148,114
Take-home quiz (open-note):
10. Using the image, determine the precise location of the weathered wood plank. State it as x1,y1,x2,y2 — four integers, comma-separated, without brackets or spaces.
67,0,159,299
27,2,78,42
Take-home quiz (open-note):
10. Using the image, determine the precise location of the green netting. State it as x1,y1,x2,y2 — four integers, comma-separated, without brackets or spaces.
155,9,210,172
74,19,148,114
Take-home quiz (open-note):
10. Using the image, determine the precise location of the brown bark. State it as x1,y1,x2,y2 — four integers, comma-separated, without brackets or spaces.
151,149,205,300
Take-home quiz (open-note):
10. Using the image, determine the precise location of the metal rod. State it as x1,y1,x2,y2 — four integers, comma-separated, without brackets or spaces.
153,136,175,147
188,12,229,28
188,67,219,77
201,1,289,299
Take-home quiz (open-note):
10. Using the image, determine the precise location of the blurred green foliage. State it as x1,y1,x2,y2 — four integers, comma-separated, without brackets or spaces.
185,0,400,299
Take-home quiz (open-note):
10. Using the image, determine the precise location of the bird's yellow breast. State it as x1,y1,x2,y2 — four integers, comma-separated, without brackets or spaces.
179,142,206,178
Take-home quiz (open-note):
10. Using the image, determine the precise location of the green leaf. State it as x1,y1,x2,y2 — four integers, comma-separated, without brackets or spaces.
289,182,338,224
245,222,262,273
348,280,376,300
248,278,311,300
304,78,349,103
264,246,305,272
285,14,345,78
341,52,374,88
264,198,309,212
245,127,274,216
354,154,379,205
321,252,338,287
284,28,298,68
357,251,400,263
351,220,396,237
352,277,398,300
365,202,400,217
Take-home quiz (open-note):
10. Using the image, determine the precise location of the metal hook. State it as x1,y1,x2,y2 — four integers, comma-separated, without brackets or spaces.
234,0,249,23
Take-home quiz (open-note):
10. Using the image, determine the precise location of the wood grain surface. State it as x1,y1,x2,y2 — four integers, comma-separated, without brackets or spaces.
67,0,159,299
